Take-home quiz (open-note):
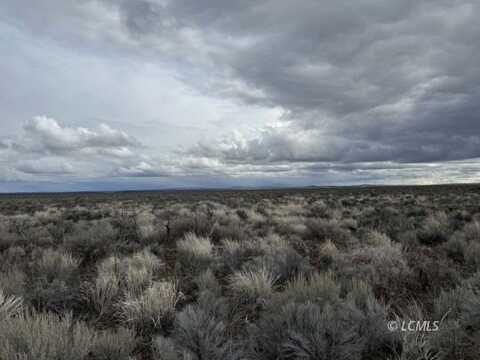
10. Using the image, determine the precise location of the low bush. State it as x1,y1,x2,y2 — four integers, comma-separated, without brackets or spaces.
305,218,355,249
418,212,450,245
119,280,180,334
26,249,80,312
0,310,136,360
250,302,365,360
172,304,242,360
333,241,412,301
229,266,277,305
176,233,215,274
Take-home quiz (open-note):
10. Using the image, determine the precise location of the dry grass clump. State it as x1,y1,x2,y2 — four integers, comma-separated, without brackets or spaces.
85,255,121,316
463,220,480,241
0,310,136,360
119,280,180,333
136,207,157,239
229,266,278,304
0,311,94,360
0,288,23,320
89,327,137,360
365,230,392,247
0,267,26,297
32,248,79,282
220,239,245,272
318,239,339,269
86,250,163,319
121,248,162,297
153,336,183,360
177,232,215,273
465,241,480,271
274,272,341,308
194,269,221,295
334,240,412,300
26,248,80,312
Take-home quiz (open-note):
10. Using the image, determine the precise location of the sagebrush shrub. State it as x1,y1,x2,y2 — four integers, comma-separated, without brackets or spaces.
173,304,241,360
254,234,312,281
463,220,480,242
418,212,450,245
64,220,115,264
334,241,412,300
31,248,79,283
27,248,80,312
305,218,355,250
153,336,183,360
250,302,365,360
465,241,480,271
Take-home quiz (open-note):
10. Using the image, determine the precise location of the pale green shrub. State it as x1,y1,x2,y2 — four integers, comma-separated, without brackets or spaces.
173,305,241,360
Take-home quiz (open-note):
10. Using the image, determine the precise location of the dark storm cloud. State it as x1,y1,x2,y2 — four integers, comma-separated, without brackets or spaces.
166,0,480,165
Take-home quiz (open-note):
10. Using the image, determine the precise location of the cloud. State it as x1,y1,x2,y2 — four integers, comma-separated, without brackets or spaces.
115,161,168,177
166,0,480,167
1,0,480,189
16,158,74,175
23,116,138,155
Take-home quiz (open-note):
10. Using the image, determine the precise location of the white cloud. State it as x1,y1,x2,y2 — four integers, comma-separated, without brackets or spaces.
23,116,137,155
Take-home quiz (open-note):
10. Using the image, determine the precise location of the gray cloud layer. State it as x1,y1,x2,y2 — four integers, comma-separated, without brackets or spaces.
1,0,480,189
87,0,480,165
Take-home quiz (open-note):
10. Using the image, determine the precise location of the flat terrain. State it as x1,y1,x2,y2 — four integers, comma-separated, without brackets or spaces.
1,185,480,359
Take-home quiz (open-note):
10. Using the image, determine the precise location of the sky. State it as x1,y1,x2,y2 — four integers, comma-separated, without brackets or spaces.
1,0,480,192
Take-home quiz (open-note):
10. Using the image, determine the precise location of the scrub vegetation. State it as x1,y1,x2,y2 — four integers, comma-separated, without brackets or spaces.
0,184,479,359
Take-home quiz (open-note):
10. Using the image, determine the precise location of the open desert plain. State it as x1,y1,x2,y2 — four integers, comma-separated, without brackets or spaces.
1,185,480,359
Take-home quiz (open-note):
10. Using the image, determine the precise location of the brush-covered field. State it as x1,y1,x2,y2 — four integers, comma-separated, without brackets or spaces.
1,185,480,360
